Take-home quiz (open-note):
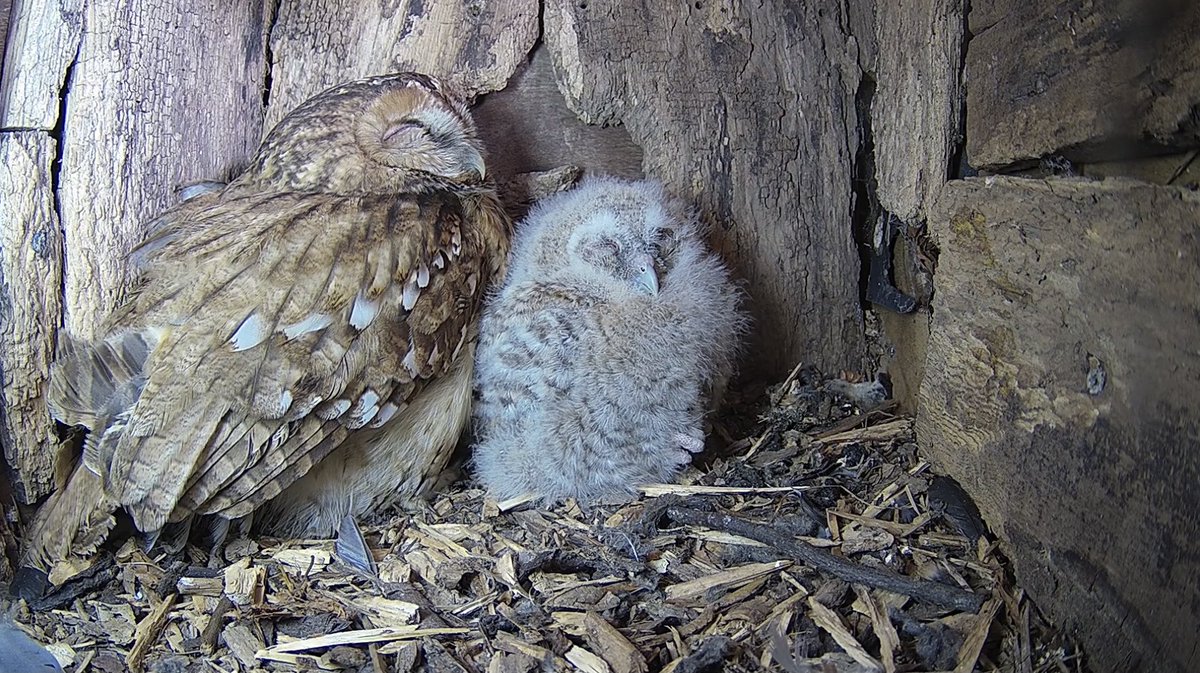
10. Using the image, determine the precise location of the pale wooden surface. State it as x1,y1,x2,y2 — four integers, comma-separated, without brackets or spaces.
872,0,963,222
543,0,868,376
0,0,83,130
264,0,539,129
0,132,64,502
918,176,1200,673
0,0,12,81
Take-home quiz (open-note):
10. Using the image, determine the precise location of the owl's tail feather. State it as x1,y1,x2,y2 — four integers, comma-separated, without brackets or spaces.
47,330,156,483
20,465,118,570
23,329,158,569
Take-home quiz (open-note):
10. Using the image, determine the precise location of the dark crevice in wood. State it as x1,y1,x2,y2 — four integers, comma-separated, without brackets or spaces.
949,0,973,179
260,0,281,118
850,72,879,310
48,45,76,361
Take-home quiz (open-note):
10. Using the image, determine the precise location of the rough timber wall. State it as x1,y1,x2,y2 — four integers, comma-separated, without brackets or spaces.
0,0,270,503
921,177,1200,673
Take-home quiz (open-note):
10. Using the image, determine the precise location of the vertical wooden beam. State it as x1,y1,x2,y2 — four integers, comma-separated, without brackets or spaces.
0,0,271,501
0,0,84,501
0,133,64,502
869,0,965,409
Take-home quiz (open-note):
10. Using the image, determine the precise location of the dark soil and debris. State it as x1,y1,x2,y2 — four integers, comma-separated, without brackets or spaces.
4,368,1087,673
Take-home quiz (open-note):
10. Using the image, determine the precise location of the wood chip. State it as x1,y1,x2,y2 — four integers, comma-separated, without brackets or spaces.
494,631,569,668
175,576,223,596
817,419,913,444
565,645,612,673
350,595,420,627
125,593,177,673
840,525,896,554
272,548,331,575
806,597,883,673
954,596,1002,673
260,626,470,657
93,603,136,645
854,586,900,673
222,558,265,607
553,611,648,673
222,622,264,670
496,493,538,512
666,561,792,601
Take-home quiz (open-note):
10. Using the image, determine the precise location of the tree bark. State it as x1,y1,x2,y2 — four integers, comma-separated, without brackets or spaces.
264,0,539,129
867,0,964,410
0,132,63,503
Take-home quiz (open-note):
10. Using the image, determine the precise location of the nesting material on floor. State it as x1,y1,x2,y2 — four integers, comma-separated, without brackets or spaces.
8,369,1086,672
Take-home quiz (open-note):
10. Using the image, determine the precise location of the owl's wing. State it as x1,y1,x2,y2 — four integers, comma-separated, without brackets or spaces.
59,188,507,533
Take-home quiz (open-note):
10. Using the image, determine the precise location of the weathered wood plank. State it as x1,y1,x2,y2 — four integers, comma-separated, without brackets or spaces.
58,0,270,339
1,0,270,501
868,0,964,410
0,0,13,83
873,0,963,222
966,0,1200,169
0,131,64,502
918,176,1200,673
0,0,83,130
0,0,84,500
543,0,867,375
265,0,539,129
472,44,643,183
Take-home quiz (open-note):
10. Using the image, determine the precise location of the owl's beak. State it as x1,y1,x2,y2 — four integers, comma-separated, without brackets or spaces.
465,148,486,181
634,254,659,295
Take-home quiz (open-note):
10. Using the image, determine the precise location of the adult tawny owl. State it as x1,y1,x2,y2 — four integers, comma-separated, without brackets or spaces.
24,73,511,566
471,177,746,504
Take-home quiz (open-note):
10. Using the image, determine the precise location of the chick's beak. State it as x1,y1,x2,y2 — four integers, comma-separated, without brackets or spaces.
634,253,659,295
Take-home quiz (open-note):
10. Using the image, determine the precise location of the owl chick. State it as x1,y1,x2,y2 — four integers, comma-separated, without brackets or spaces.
25,72,511,566
472,177,746,503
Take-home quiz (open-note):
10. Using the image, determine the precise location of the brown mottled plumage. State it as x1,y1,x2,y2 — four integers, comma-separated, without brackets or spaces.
24,73,511,566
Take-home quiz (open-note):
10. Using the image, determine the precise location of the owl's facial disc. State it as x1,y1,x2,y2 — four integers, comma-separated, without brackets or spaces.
368,91,485,182
576,234,660,295
570,211,662,294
